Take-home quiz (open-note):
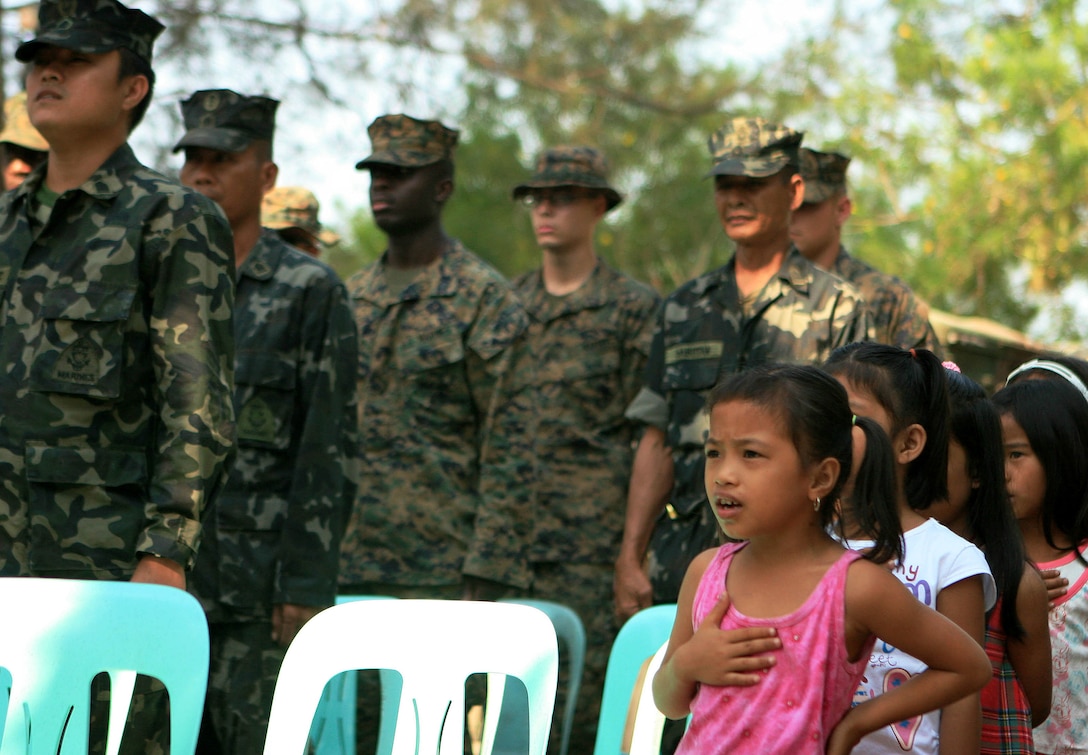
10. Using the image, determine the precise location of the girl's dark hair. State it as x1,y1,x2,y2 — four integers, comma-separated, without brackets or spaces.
824,343,950,511
707,363,903,564
946,368,1027,639
992,378,1088,565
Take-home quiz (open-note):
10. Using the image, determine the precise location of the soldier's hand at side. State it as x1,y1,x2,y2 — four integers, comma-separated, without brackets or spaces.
614,557,653,624
272,603,321,647
672,590,780,687
131,554,186,590
1039,568,1068,607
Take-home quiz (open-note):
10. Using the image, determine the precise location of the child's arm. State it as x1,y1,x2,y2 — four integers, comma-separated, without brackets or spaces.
828,562,992,755
652,549,781,719
935,575,987,755
1007,566,1052,726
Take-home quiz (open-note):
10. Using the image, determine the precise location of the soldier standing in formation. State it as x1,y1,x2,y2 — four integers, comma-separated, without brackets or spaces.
261,185,342,257
0,1,236,751
338,114,535,752
511,146,660,751
176,89,358,754
791,146,942,354
614,118,872,622
0,92,48,190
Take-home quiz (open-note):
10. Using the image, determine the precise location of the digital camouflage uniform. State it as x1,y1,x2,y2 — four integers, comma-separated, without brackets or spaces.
174,91,359,753
626,119,872,604
340,238,533,590
0,5,235,754
261,185,342,249
800,147,942,355
511,146,660,752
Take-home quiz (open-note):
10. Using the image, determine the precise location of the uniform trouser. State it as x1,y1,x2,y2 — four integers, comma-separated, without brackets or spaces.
196,621,287,755
89,674,170,755
530,561,618,755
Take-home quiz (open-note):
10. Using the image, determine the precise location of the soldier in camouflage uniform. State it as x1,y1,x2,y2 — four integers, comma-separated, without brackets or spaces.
792,147,942,354
509,145,660,752
176,90,358,754
0,2,235,753
614,118,872,621
0,91,48,190
340,113,534,753
261,185,341,257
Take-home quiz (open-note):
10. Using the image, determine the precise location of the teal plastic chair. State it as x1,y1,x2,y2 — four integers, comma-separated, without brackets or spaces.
264,599,559,755
0,578,209,755
309,595,401,755
592,604,677,755
481,599,586,755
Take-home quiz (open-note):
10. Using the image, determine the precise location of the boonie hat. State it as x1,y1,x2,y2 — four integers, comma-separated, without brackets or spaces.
173,90,279,154
707,117,803,178
800,147,851,204
355,114,459,170
16,0,164,67
0,93,49,152
262,186,341,247
511,145,623,211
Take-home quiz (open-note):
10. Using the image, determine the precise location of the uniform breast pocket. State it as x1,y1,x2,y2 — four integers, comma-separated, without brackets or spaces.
29,283,136,399
395,331,470,421
234,353,297,451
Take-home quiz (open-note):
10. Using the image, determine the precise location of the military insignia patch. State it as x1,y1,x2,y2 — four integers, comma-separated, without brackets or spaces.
237,396,277,443
53,336,104,385
665,341,724,364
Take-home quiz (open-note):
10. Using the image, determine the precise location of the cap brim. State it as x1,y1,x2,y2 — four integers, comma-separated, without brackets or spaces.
705,157,789,179
355,152,440,170
16,32,118,62
173,127,253,154
511,181,623,211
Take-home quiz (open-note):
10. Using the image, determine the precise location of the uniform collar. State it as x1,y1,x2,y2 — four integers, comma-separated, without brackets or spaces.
238,230,287,281
14,143,140,204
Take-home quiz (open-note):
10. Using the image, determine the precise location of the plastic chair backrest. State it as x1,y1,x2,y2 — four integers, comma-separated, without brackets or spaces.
308,595,401,755
592,604,677,755
265,599,559,755
481,599,586,755
0,578,209,755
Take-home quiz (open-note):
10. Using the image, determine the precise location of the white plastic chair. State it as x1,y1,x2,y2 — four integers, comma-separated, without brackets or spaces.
625,642,669,755
264,599,559,755
0,577,210,755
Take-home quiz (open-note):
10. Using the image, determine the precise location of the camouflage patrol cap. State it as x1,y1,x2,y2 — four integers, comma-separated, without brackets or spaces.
262,186,342,247
0,93,48,152
800,147,851,204
511,145,623,210
355,114,459,170
15,0,164,67
706,117,804,178
173,90,279,153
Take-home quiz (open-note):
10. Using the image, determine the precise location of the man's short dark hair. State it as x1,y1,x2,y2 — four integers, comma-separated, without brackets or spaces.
118,47,154,132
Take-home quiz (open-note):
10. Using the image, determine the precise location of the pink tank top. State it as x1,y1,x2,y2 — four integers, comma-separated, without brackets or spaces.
675,542,874,754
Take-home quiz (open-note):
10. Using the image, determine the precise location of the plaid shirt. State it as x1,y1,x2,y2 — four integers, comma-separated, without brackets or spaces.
981,598,1035,754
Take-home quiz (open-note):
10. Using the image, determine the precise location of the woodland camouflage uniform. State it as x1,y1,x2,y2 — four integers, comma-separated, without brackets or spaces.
0,2,236,753
625,118,872,604
176,90,358,752
800,147,942,355
512,145,660,752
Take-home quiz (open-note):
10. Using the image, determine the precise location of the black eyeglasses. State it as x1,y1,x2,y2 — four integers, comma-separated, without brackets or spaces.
520,189,595,208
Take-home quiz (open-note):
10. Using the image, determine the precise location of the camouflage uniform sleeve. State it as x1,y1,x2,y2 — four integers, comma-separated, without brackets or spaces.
461,284,534,590
624,303,669,430
831,281,873,348
139,201,236,569
619,290,662,408
275,277,358,607
891,291,944,358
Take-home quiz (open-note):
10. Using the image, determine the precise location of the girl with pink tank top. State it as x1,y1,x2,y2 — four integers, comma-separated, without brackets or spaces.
652,365,992,754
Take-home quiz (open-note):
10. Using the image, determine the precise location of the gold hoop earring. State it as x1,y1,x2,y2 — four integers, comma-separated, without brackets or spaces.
814,496,821,512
